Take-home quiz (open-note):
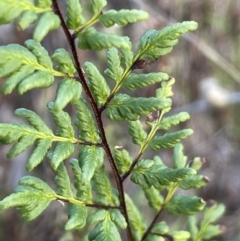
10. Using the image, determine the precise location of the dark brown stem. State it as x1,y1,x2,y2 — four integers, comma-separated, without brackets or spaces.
141,208,164,241
76,140,102,147
121,150,144,182
85,203,120,210
52,1,133,240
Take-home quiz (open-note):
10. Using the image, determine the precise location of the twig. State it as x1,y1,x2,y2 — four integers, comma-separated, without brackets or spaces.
141,208,164,241
121,150,144,182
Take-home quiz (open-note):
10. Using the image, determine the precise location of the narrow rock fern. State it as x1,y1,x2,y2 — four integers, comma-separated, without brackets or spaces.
0,0,225,240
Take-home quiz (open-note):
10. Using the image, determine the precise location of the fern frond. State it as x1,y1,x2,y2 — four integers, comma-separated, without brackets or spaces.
78,27,131,51
149,129,193,151
106,94,172,122
0,41,68,95
0,0,60,41
131,159,196,189
99,9,149,27
123,72,169,91
166,194,206,215
0,176,56,221
136,21,198,60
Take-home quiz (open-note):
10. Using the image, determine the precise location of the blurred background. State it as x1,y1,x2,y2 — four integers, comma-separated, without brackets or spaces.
0,0,240,240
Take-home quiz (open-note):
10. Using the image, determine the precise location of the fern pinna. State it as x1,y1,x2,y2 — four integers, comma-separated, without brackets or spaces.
0,0,225,241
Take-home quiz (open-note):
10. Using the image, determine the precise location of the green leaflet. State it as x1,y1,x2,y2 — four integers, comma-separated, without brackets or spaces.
66,0,85,30
191,203,225,241
120,48,134,70
104,47,124,82
92,167,119,205
84,62,110,105
15,108,52,134
89,209,127,230
157,112,190,131
54,78,82,111
17,11,38,30
99,9,149,27
70,158,92,202
78,146,104,182
149,129,193,151
48,103,76,169
188,215,199,240
128,120,147,146
27,139,52,171
171,231,191,241
106,94,172,122
145,235,164,241
78,27,131,51
51,142,75,170
51,48,76,75
90,0,107,17
156,77,175,99
47,102,75,138
73,98,100,142
152,221,169,234
109,209,127,229
203,203,226,224
179,175,209,190
189,157,205,171
136,21,198,60
18,71,54,94
33,12,60,42
0,0,48,25
166,194,206,215
34,0,52,8
123,72,169,91
55,163,73,197
0,42,63,95
114,146,133,174
7,134,37,158
131,159,196,189
65,204,87,230
0,43,40,72
25,39,52,68
0,123,39,145
125,194,147,241
143,186,164,210
1,66,35,94
201,225,223,240
0,1,58,41
0,108,54,170
173,143,188,169
0,176,56,221
88,209,108,224
0,125,32,148
88,216,122,241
